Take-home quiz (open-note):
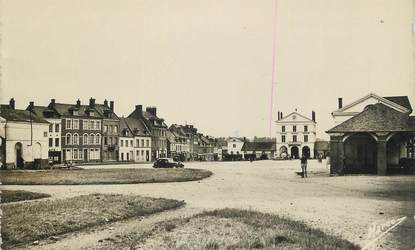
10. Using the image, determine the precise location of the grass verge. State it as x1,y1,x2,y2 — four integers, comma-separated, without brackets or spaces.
99,208,359,250
0,190,51,204
0,168,212,185
1,193,184,249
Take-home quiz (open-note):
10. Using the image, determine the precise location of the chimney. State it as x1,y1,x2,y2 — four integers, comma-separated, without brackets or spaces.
338,98,343,109
29,101,34,111
110,101,114,112
89,98,96,108
312,111,316,122
135,105,142,116
50,99,56,108
146,107,157,116
9,98,15,109
104,99,108,107
76,99,81,107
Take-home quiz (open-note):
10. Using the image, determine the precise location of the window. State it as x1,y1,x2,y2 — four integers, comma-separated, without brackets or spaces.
79,150,83,160
90,134,95,144
114,126,118,133
146,140,149,147
282,126,285,132
109,125,113,133
121,140,124,147
233,144,236,148
126,140,129,147
141,139,144,148
304,125,308,132
104,137,108,145
83,134,88,145
90,120,94,130
96,121,101,130
131,140,133,147
73,119,79,129
44,132,48,137
55,138,59,147
282,135,286,143
55,124,60,132
293,135,297,142
96,134,101,144
66,133,72,145
49,124,53,133
293,125,297,132
109,137,113,145
66,119,72,129
73,133,79,145
304,135,308,142
73,149,78,160
90,111,95,117
104,125,108,133
83,120,89,130
49,138,53,147
136,139,140,147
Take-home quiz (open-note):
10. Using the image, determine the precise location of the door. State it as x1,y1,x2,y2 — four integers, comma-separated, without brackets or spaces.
15,143,24,168
84,149,88,161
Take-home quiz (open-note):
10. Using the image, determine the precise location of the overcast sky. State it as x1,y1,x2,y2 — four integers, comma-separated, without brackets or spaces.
1,0,414,139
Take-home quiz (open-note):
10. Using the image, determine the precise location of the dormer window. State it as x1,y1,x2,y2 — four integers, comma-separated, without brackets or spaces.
73,110,78,116
90,111,94,117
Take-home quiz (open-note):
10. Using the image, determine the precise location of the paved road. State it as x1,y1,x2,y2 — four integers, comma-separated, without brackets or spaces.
3,160,415,249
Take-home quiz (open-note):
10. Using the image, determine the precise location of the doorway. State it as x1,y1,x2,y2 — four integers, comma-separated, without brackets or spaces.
291,146,299,159
15,143,24,168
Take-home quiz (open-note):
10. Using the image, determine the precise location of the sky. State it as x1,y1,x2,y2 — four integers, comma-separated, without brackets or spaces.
1,0,414,139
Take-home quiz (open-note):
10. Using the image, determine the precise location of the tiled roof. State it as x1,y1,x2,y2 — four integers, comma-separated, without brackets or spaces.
327,103,414,133
29,106,60,119
383,96,412,112
0,108,49,123
94,104,119,120
314,141,330,151
241,141,276,151
128,110,167,129
120,117,151,137
52,103,103,118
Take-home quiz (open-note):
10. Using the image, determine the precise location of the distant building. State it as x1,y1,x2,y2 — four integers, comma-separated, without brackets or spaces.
314,140,330,159
242,141,276,160
51,98,103,163
275,111,317,159
225,137,245,160
27,101,62,164
0,98,49,169
121,117,152,162
167,125,189,161
119,118,135,162
94,100,120,162
327,93,415,175
128,105,168,159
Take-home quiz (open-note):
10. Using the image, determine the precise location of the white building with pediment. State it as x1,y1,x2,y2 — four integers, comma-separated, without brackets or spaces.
275,111,317,159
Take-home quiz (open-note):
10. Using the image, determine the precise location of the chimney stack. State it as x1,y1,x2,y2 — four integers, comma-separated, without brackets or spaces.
50,99,56,108
104,99,108,107
146,107,157,116
312,111,316,122
135,105,142,116
29,101,34,111
76,99,81,107
89,98,96,108
338,98,343,109
9,98,15,109
110,101,114,112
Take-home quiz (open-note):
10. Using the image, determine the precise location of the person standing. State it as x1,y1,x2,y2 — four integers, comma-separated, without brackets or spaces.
300,155,308,178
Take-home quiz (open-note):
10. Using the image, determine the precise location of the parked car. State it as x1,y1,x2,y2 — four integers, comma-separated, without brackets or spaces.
153,158,184,168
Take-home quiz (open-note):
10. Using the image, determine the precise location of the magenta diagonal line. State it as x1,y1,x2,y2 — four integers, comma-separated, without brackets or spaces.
269,0,278,137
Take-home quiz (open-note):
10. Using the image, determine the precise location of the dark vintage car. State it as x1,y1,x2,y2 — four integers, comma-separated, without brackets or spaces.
153,158,184,168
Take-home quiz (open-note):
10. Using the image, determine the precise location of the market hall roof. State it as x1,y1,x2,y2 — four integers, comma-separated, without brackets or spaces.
241,141,276,151
327,103,415,133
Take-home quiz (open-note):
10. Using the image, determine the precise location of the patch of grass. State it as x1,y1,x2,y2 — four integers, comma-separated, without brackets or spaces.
0,168,212,185
102,209,359,250
0,190,50,203
1,193,185,248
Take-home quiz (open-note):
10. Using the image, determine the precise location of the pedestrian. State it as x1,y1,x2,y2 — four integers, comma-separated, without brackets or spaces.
300,155,308,178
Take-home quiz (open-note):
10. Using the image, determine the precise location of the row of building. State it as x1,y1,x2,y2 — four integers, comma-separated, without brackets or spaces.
0,98,220,169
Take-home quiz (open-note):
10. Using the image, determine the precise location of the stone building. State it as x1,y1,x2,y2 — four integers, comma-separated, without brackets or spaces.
94,100,120,162
119,118,135,162
51,98,103,163
275,111,317,159
27,101,62,164
120,117,152,162
0,98,49,169
327,94,415,175
167,126,189,161
128,105,168,160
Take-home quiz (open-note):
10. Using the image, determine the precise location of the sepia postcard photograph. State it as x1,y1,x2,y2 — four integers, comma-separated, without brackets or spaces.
0,0,414,249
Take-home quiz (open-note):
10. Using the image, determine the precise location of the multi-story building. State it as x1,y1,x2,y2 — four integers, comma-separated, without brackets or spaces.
128,105,168,160
0,98,50,169
50,98,103,163
119,118,134,162
168,124,190,161
27,101,62,164
120,117,152,162
94,100,120,162
180,124,198,160
275,111,317,159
